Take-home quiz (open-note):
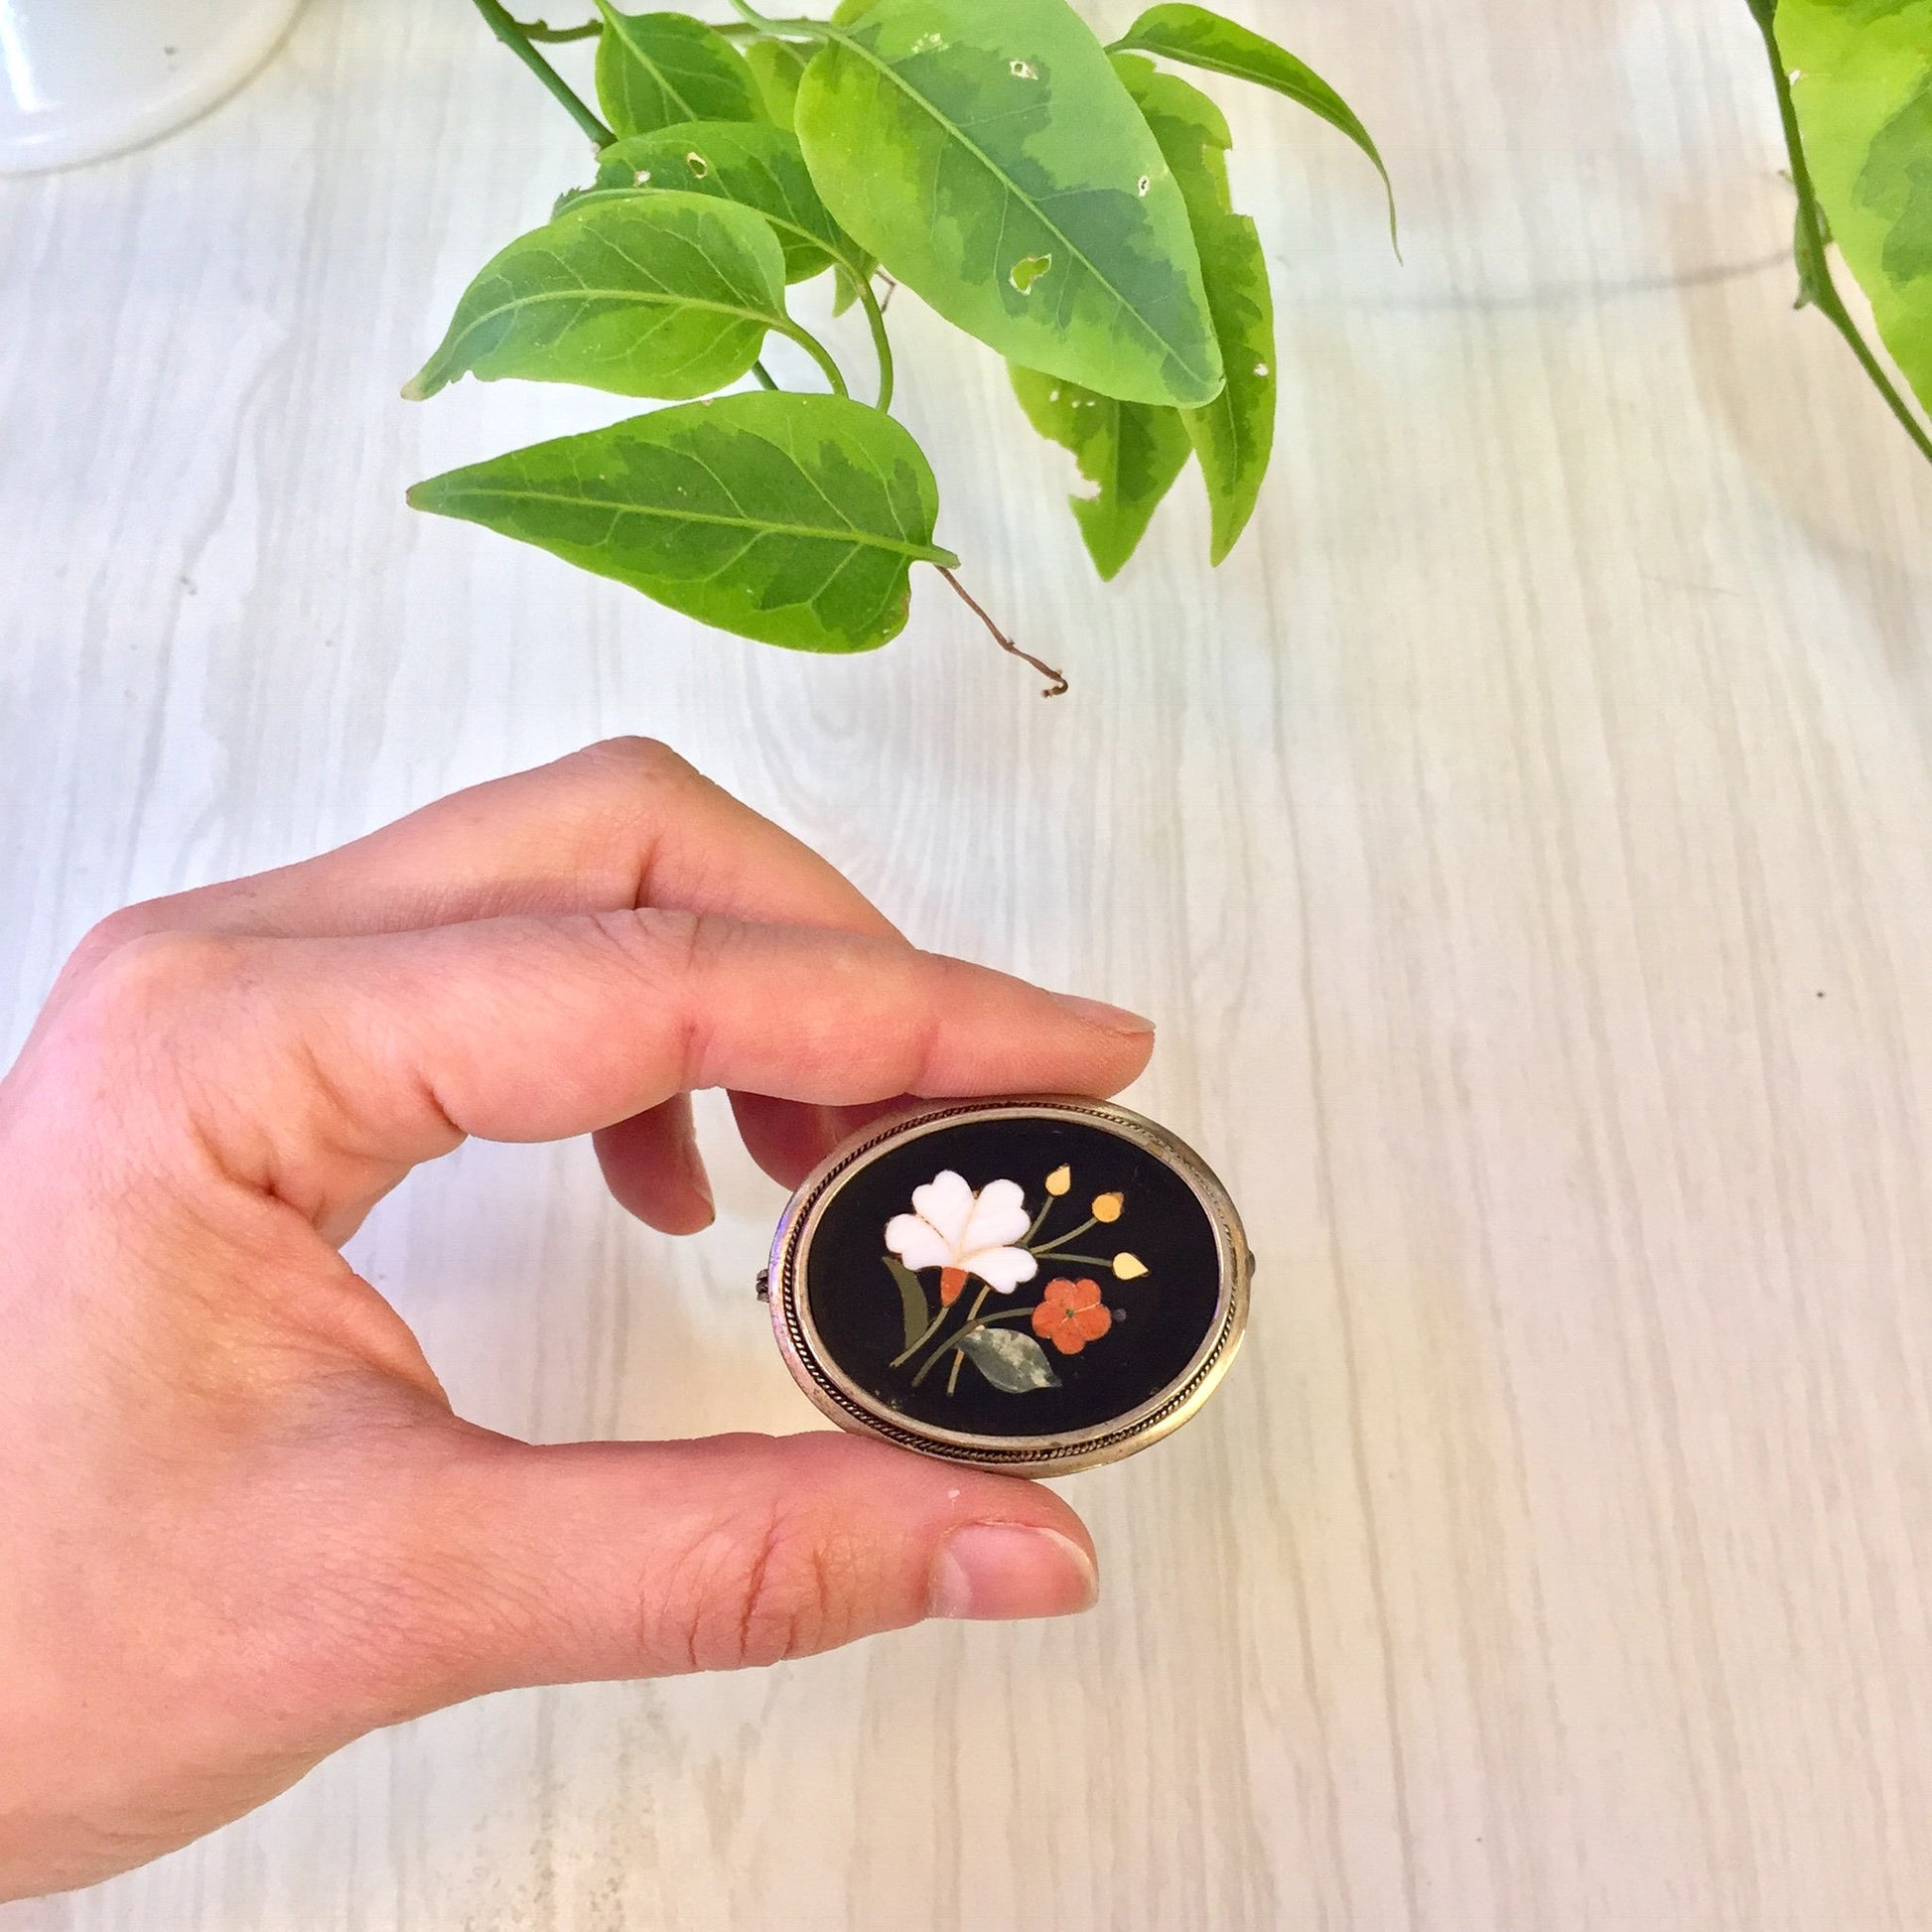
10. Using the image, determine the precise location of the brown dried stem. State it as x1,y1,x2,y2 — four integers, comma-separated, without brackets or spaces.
936,567,1067,698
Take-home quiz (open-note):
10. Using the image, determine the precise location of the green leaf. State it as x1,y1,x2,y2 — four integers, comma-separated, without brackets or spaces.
884,1256,931,1352
1010,365,1190,578
955,1324,1061,1392
552,151,640,218
597,120,861,284
402,192,792,402
746,36,811,129
794,0,1223,407
1110,3,1396,246
1778,0,1932,415
831,259,879,316
406,392,958,653
1116,55,1275,562
594,5,765,137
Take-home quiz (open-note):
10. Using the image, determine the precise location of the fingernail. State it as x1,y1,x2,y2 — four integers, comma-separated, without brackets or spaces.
927,1524,1099,1621
1050,992,1156,1036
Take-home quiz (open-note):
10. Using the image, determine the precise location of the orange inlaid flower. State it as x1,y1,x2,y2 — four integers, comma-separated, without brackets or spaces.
1031,1276,1114,1355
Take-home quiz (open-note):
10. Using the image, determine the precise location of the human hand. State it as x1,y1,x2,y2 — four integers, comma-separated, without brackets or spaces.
0,739,1154,1899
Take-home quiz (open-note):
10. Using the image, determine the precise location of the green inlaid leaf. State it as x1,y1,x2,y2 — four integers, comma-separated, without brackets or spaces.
594,5,765,138
884,1256,931,1351
1010,364,1190,579
794,0,1223,407
402,192,791,402
406,392,958,653
1110,3,1395,245
1779,0,1932,414
956,1324,1061,1392
746,36,812,129
597,121,860,284
1117,55,1275,563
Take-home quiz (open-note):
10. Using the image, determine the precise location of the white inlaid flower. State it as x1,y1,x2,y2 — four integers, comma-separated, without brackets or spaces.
886,1170,1039,1305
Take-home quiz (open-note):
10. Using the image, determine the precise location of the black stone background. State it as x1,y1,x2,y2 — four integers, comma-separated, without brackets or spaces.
801,1114,1224,1439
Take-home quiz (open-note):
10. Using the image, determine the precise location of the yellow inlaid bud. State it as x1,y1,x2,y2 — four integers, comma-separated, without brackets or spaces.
1091,1191,1124,1223
1044,1165,1072,1196
1112,1252,1148,1280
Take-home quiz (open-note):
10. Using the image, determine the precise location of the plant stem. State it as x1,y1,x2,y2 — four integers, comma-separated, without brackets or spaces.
852,271,896,411
890,1301,951,1369
774,321,849,397
917,1296,981,1384
752,359,779,390
1747,0,1932,464
913,1307,1040,1389
1041,1252,1114,1269
512,15,601,40
1032,1215,1097,1257
921,1285,988,1388
910,1334,959,1387
936,567,1067,697
469,0,614,145
942,1290,989,1398
724,0,828,39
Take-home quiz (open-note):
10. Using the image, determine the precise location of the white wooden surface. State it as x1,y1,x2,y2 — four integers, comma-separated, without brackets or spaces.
5,0,1932,1925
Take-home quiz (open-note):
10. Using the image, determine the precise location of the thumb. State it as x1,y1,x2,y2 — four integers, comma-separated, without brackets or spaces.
376,1429,1099,1707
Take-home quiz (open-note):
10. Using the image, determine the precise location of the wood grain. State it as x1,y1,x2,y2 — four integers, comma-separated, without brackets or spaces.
3,0,1931,1925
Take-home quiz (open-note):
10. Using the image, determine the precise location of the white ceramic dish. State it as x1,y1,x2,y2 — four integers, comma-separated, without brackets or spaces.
0,0,305,175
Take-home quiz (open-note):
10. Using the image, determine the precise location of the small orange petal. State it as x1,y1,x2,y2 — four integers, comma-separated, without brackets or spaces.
1073,1303,1113,1340
1032,1302,1056,1337
1052,1326,1086,1355
1068,1277,1102,1310
940,1267,967,1306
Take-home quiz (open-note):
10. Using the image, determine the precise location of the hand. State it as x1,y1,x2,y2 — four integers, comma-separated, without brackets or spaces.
0,739,1154,1899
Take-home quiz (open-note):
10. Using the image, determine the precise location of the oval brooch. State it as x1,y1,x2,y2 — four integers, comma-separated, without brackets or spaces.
761,1096,1250,1475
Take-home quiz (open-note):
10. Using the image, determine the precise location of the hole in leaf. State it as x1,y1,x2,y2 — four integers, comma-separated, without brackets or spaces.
686,152,709,178
909,30,945,52
1254,362,1269,376
633,169,651,185
1009,252,1052,293
1010,59,1036,78
1137,175,1150,196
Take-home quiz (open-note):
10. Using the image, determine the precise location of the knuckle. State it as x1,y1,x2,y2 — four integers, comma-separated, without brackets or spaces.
579,735,699,797
69,901,170,970
51,899,202,1006
87,926,248,1007
56,928,252,1047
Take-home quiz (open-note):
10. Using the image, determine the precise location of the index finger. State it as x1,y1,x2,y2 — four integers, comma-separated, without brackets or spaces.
102,913,1154,1224
66,738,902,952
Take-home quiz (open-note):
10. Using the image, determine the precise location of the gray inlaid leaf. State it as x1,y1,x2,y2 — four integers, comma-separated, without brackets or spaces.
406,391,958,653
956,1324,1062,1392
794,0,1222,407
403,192,791,402
594,5,765,138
